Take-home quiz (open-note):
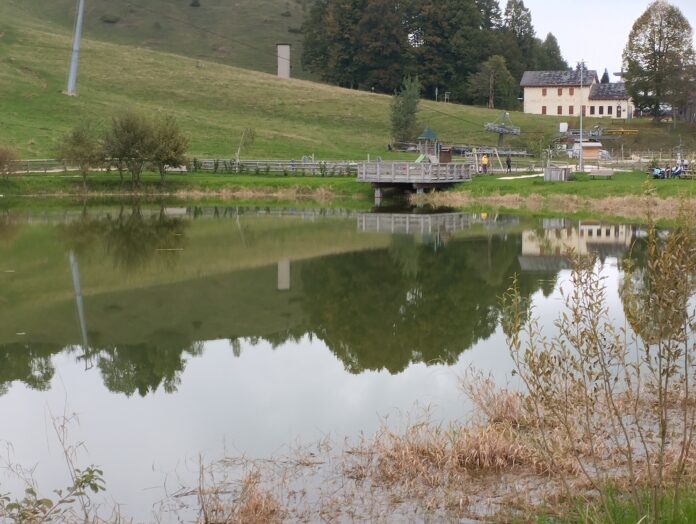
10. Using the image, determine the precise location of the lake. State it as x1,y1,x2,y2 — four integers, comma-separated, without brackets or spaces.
0,203,648,521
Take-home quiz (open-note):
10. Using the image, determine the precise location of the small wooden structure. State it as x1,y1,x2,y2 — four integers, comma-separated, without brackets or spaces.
544,166,571,182
417,128,439,157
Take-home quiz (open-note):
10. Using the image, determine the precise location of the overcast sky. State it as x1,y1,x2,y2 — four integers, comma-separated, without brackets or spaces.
519,0,696,80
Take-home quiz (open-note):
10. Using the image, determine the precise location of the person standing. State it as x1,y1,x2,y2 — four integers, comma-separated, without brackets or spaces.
506,154,512,173
481,154,489,174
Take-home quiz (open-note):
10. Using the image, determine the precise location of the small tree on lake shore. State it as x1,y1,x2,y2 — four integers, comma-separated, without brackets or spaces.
0,145,18,180
391,76,421,143
151,115,189,185
56,122,104,189
504,216,696,523
103,112,156,187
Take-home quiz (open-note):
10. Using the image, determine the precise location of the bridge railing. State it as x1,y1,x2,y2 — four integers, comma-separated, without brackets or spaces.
358,162,472,183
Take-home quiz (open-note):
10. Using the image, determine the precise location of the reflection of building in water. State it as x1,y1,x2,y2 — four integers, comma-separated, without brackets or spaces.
520,221,634,271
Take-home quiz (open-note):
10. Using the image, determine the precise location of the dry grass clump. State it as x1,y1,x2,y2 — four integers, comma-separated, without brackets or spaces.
364,410,537,494
461,370,528,428
228,471,285,524
194,466,286,524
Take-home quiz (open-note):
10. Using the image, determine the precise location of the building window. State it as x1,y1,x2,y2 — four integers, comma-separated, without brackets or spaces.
557,106,562,115
542,106,547,115
542,88,547,96
607,106,613,115
569,87,575,96
558,88,563,96
599,106,604,115
590,106,595,116
569,105,574,115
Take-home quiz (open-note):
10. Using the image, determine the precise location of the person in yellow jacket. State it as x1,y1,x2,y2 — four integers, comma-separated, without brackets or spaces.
481,154,489,174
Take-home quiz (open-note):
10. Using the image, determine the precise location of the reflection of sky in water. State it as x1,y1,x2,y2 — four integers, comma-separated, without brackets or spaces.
0,259,627,521
0,208,643,521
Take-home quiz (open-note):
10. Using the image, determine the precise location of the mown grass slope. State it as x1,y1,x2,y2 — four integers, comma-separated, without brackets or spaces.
5,0,308,76
0,0,692,160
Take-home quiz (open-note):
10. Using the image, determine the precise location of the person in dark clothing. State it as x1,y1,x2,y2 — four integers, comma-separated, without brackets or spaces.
505,154,512,174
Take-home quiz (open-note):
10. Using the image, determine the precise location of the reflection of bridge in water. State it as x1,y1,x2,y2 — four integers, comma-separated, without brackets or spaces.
356,213,519,235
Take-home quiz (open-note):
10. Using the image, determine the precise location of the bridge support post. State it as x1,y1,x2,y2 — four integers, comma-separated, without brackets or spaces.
374,187,383,207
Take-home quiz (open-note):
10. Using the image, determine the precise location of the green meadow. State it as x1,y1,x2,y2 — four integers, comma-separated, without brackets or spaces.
1,0,693,164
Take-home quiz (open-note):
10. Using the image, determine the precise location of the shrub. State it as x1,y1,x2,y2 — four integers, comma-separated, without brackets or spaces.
99,14,120,24
0,145,18,179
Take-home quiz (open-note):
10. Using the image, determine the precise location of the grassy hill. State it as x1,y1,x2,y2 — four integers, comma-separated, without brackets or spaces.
0,0,693,161
5,0,309,77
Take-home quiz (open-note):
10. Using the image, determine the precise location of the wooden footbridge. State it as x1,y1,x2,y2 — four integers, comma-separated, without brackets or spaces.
357,162,472,201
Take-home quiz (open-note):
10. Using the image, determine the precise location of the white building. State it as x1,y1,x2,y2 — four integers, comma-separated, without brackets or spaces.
520,69,633,119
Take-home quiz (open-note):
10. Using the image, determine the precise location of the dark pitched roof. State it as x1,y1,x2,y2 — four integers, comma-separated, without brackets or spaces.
589,82,629,100
418,128,437,141
520,70,598,87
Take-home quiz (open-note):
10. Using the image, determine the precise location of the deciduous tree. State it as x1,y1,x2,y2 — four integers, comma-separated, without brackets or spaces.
151,115,189,185
56,121,104,189
103,111,156,187
0,145,18,180
623,0,695,119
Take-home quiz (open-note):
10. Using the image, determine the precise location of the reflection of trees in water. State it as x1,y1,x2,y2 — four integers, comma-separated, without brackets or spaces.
0,340,203,397
0,229,561,395
60,206,187,270
301,235,553,374
0,343,62,396
620,229,696,344
0,208,22,245
96,341,203,397
104,207,186,270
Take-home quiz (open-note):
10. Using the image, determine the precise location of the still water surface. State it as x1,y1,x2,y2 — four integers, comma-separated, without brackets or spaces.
0,205,645,520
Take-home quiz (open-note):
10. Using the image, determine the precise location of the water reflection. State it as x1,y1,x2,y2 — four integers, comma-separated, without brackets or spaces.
0,206,648,397
61,206,187,270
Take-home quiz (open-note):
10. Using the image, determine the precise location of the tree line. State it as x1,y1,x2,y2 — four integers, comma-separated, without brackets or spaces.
301,0,567,107
55,112,189,188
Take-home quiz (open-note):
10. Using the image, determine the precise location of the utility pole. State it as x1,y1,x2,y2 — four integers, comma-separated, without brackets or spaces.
65,0,86,96
579,60,584,173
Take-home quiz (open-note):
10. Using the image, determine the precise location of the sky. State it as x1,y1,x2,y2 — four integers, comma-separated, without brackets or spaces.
519,0,696,80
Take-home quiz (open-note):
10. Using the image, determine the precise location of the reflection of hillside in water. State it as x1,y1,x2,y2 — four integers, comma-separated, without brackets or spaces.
0,209,640,396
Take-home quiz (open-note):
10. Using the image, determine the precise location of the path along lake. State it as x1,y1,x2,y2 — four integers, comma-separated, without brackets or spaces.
0,203,650,521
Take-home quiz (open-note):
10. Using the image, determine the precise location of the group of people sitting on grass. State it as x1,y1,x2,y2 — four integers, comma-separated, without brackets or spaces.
652,161,690,179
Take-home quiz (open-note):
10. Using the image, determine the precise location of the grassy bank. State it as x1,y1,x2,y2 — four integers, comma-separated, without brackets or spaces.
414,171,696,221
1,0,694,161
0,172,370,201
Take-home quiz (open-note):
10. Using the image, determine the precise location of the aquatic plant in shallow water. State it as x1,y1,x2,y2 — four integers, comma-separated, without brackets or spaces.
503,216,696,523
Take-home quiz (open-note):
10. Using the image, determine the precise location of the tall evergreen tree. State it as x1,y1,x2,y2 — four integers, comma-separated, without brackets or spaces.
601,68,610,83
411,0,485,100
623,0,696,119
391,76,421,142
466,55,516,109
502,0,537,73
537,33,568,70
475,0,501,30
503,0,534,43
354,0,412,92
